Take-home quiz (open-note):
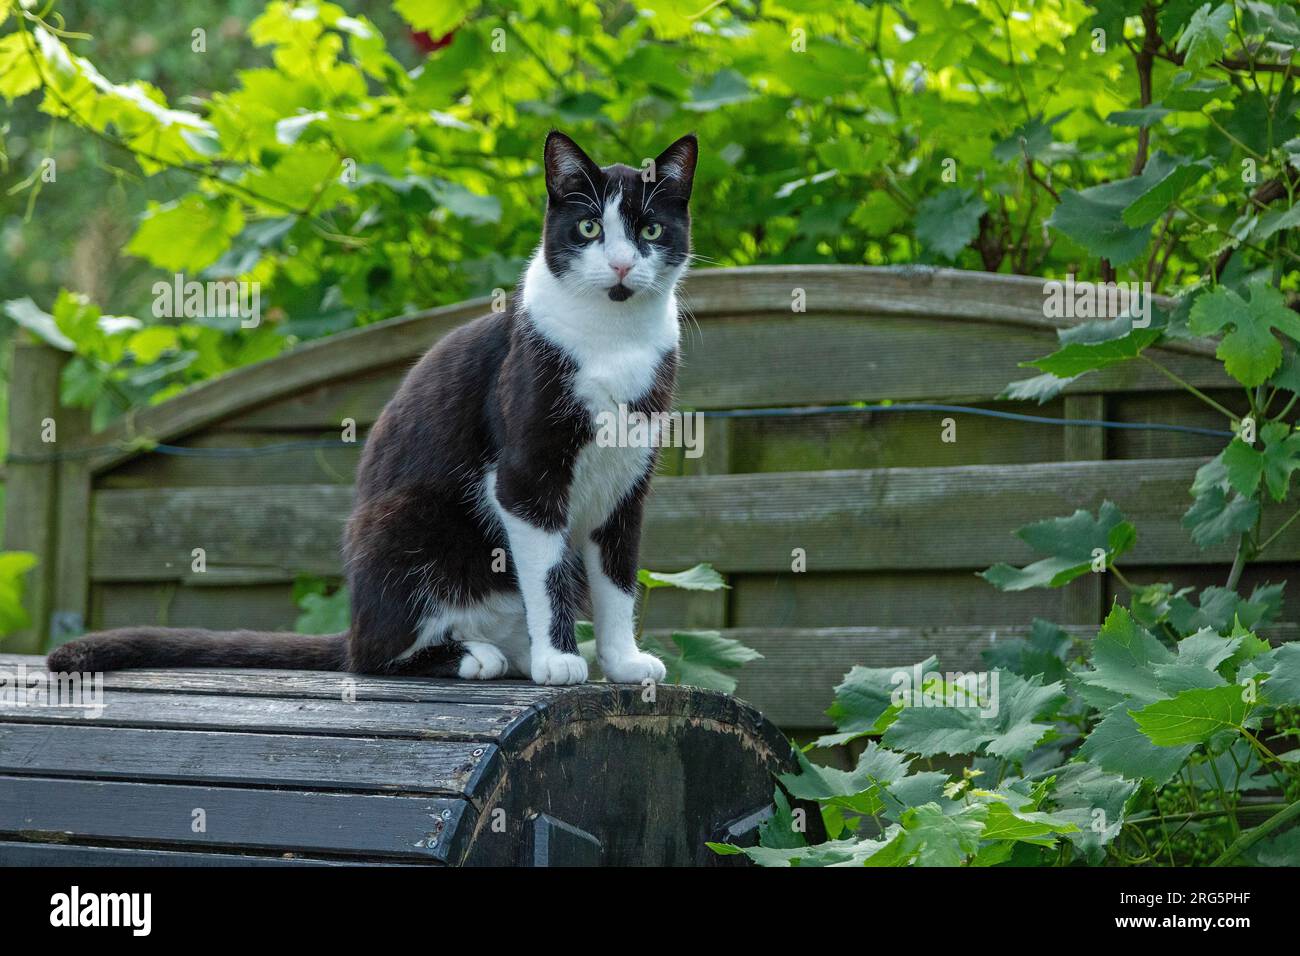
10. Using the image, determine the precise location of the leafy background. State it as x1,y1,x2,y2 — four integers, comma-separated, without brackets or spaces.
2,0,1296,426
3,0,1300,866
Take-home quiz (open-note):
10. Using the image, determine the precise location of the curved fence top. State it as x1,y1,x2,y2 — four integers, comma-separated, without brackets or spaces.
76,265,1200,474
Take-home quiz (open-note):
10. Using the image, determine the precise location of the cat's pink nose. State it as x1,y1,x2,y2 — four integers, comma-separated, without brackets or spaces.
610,262,632,281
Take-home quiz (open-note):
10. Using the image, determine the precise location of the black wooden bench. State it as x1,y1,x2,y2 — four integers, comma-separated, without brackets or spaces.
0,654,794,865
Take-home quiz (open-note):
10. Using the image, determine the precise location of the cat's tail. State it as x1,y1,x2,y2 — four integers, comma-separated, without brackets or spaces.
46,627,348,673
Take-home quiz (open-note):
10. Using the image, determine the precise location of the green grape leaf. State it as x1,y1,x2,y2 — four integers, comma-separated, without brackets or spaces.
0,33,41,101
979,800,1078,847
649,630,761,693
981,618,1074,684
1175,3,1234,73
981,502,1135,591
914,188,988,260
881,671,1066,761
393,0,474,36
293,586,350,635
1049,763,1139,862
1189,282,1300,387
1120,154,1211,227
1183,486,1260,548
777,742,910,814
1251,826,1300,866
811,656,939,748
895,802,989,867
638,563,728,592
1130,684,1254,745
757,788,807,850
998,372,1081,404
126,196,245,273
2,297,75,351
1023,327,1161,377
1257,643,1300,706
1076,604,1174,707
1261,421,1300,501
1078,705,1196,784
1047,186,1152,264
0,551,38,636
1221,438,1264,496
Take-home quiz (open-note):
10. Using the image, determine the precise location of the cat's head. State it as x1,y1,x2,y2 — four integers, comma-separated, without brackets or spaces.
540,131,697,303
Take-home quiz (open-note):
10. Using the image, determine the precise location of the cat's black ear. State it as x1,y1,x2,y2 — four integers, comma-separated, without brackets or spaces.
544,131,601,201
652,133,698,201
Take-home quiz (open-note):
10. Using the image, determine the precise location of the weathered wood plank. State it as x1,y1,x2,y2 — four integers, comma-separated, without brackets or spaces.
98,430,364,489
72,267,1222,475
727,402,1066,472
0,841,371,866
164,315,1230,433
0,724,497,795
219,363,409,432
673,313,1228,411
0,689,523,741
92,581,300,631
0,776,469,862
642,459,1300,572
728,570,1071,627
87,459,1298,582
1108,390,1252,460
0,655,559,706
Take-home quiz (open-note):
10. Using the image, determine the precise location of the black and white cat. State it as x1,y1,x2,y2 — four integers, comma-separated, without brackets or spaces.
48,130,698,686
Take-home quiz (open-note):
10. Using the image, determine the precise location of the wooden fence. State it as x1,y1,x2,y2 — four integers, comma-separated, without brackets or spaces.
6,265,1296,731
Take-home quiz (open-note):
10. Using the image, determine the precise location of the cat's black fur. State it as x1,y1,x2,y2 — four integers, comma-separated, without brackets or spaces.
48,131,697,685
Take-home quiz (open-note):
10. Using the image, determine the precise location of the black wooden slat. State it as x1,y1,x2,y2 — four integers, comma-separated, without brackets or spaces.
62,663,552,706
0,776,467,862
0,688,523,741
0,724,498,796
1,655,558,706
0,840,374,866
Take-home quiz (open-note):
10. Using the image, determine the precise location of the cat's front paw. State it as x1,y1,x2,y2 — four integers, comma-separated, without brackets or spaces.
531,650,589,685
600,650,667,684
458,641,510,680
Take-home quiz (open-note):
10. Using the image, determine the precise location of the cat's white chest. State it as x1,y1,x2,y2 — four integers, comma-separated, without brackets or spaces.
565,349,664,533
568,429,655,537
570,346,662,411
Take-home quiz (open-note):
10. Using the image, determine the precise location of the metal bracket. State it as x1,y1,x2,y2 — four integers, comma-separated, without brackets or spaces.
527,813,602,867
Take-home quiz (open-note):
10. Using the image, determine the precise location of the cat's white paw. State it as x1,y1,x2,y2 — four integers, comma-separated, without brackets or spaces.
600,650,666,684
531,651,589,685
458,641,510,680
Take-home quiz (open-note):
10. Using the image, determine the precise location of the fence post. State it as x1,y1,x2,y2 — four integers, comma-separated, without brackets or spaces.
1062,393,1108,626
3,342,64,652
680,415,731,629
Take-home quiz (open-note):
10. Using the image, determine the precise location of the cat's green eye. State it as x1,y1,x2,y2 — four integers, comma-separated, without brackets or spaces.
578,219,602,239
641,223,663,241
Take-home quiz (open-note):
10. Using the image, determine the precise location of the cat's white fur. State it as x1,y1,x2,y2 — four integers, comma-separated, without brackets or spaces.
406,192,683,684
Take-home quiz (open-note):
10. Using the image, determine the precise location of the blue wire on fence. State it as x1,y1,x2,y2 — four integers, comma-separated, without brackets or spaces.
701,403,1236,438
4,401,1235,464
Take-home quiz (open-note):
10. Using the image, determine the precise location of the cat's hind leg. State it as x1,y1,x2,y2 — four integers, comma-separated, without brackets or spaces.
385,638,510,679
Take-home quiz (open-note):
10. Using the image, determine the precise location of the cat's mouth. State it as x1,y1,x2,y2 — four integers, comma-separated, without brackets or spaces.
607,283,634,302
